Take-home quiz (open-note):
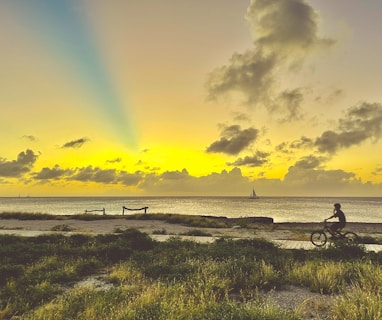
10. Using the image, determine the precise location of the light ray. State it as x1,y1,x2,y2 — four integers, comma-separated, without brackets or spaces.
8,0,137,148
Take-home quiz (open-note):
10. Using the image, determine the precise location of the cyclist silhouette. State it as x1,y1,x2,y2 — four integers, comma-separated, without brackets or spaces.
325,203,346,237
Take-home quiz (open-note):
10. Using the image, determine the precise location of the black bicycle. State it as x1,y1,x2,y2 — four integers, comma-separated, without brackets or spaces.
310,221,359,247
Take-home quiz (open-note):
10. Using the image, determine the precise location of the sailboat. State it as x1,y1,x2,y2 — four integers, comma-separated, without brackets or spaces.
250,187,258,199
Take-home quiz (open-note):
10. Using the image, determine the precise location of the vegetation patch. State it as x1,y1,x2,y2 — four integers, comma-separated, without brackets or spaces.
0,228,381,319
152,229,167,235
50,224,76,232
181,229,213,237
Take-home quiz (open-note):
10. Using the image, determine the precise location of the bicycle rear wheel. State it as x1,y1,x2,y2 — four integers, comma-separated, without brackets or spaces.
310,231,327,247
344,232,359,244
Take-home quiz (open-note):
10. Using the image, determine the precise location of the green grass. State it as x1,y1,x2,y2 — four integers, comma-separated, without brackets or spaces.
0,212,259,228
181,229,213,236
0,228,381,319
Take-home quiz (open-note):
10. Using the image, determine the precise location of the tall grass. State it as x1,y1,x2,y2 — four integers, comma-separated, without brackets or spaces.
1,229,381,319
332,286,382,320
28,272,300,320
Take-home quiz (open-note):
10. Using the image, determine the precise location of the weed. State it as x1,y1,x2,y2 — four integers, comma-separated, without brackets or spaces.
181,229,213,237
152,229,167,235
51,224,75,232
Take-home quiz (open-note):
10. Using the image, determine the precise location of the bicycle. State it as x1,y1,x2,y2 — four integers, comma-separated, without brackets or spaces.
310,221,359,247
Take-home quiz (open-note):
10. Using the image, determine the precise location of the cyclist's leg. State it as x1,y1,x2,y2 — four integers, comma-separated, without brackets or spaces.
330,223,341,238
328,223,336,236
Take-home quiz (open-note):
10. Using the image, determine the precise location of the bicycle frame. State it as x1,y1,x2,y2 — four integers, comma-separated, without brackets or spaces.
322,221,344,239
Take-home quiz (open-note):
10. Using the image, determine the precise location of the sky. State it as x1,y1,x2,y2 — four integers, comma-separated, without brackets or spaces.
1,0,382,197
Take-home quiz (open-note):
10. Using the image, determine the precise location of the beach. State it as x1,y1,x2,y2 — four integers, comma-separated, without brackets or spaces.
1,217,381,241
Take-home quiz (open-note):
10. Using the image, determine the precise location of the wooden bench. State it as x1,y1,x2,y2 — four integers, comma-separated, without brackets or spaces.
122,206,148,215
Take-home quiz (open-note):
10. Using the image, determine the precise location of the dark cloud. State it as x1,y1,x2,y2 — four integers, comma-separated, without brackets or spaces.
290,136,313,149
22,135,37,142
161,169,190,180
106,158,122,164
282,155,359,195
275,142,291,154
71,166,118,184
34,165,71,180
206,125,259,155
372,166,382,177
61,138,90,149
0,149,38,177
292,155,326,170
275,88,304,121
246,0,333,56
205,0,334,108
69,166,143,186
275,136,313,154
228,151,269,167
119,171,143,186
315,102,382,153
206,50,277,105
30,163,143,186
139,167,250,195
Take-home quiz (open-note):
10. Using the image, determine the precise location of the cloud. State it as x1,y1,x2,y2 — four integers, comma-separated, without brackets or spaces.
61,137,90,149
0,149,38,177
139,167,251,195
227,151,270,167
30,163,143,187
314,88,343,104
206,125,259,155
275,88,305,122
282,155,362,195
118,171,143,186
246,0,333,57
292,155,326,170
106,158,122,164
205,0,334,111
315,102,382,153
372,166,382,177
290,136,314,149
22,135,37,142
70,166,118,184
34,165,71,180
206,50,277,105
69,166,143,186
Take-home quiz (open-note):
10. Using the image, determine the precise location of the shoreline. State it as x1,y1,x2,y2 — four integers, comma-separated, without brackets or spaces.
1,217,381,241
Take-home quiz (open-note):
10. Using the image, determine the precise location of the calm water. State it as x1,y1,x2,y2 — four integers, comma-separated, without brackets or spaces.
0,196,381,223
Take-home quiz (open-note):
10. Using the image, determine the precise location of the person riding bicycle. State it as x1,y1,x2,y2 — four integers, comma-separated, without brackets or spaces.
325,203,346,238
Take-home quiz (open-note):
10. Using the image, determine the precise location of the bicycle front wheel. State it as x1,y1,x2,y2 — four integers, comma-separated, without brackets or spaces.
344,232,359,244
310,231,327,247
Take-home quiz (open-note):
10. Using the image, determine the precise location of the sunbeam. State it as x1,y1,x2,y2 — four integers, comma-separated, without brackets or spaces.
8,0,137,148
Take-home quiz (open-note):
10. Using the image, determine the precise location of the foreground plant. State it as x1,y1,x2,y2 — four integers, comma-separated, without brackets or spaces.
0,230,381,319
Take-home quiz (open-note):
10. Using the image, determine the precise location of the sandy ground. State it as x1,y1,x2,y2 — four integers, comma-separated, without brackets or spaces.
0,218,381,241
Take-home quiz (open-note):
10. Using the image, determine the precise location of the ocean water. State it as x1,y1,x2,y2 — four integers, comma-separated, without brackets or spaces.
1,196,382,223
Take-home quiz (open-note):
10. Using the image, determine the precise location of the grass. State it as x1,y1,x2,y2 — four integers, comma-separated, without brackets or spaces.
50,224,76,232
180,229,213,236
0,212,261,228
0,228,381,319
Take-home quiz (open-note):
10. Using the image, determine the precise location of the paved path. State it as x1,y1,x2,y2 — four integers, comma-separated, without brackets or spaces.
274,240,382,252
151,235,382,252
1,230,381,252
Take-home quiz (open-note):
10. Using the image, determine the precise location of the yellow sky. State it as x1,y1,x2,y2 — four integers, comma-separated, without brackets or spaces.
1,0,382,196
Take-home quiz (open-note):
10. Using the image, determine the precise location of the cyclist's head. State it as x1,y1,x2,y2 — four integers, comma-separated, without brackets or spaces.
334,203,341,209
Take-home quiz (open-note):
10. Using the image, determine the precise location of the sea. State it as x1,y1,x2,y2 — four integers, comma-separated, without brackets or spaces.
0,196,381,223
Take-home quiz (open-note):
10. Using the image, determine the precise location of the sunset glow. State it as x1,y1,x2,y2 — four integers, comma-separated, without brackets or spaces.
1,0,382,196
